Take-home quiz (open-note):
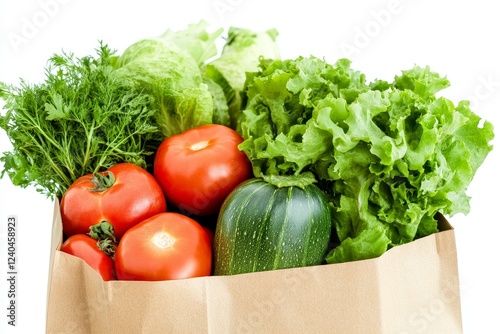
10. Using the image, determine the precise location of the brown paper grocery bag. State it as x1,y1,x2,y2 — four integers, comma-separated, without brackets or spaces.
46,200,463,333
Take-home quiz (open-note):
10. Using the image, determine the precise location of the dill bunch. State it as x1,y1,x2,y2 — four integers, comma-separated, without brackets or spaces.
0,42,162,198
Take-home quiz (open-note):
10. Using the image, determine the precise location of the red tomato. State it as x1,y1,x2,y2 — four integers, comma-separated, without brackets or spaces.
60,163,167,240
60,234,116,281
153,124,252,216
114,212,212,281
203,226,214,245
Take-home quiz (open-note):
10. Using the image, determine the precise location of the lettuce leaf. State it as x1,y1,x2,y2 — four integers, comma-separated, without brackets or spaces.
239,56,494,263
112,23,281,137
113,21,223,138
204,27,280,129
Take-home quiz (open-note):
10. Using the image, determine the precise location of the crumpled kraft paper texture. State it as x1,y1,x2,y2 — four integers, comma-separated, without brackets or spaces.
46,200,463,334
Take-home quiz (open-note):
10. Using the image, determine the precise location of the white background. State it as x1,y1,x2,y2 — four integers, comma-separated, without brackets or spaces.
0,0,499,333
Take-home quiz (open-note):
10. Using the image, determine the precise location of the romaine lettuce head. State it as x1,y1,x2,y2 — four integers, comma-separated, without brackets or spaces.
113,21,223,138
239,56,494,263
204,27,280,129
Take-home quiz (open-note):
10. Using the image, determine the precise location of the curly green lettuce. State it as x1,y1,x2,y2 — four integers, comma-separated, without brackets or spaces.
239,56,494,263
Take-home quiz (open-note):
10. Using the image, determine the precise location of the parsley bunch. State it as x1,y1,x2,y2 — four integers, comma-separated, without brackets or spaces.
0,43,162,198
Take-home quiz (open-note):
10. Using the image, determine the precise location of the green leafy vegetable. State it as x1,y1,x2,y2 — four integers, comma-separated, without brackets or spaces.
239,56,494,263
112,21,223,137
0,22,281,198
203,27,280,129
0,43,161,197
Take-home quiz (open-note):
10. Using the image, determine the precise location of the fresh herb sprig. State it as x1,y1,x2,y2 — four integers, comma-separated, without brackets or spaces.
0,42,162,198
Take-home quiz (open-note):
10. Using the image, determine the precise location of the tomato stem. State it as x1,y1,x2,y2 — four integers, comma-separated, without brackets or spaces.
97,239,116,259
89,221,117,244
89,171,115,192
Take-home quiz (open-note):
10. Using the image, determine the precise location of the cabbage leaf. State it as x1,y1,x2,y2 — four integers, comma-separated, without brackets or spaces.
113,21,223,138
204,27,280,129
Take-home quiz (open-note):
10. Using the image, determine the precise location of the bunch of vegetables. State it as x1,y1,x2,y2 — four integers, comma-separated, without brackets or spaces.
0,21,494,281
59,123,251,281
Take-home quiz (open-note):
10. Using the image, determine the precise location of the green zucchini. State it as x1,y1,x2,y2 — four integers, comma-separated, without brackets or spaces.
214,175,333,275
